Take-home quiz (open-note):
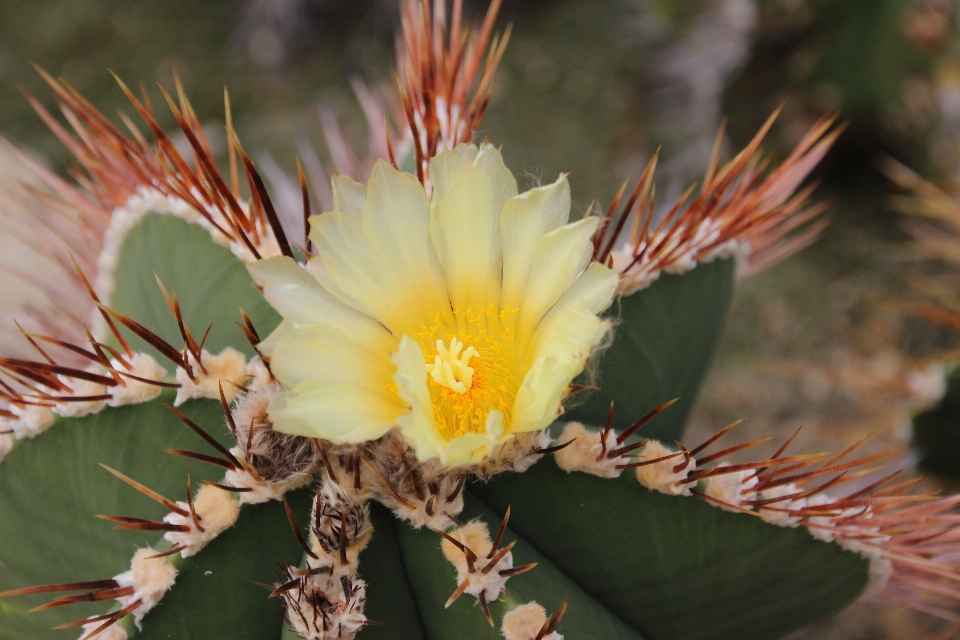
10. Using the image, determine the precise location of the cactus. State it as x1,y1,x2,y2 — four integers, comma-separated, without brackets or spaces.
2,2,960,639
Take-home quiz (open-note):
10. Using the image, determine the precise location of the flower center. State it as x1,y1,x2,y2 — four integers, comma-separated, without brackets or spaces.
416,306,520,441
426,338,478,394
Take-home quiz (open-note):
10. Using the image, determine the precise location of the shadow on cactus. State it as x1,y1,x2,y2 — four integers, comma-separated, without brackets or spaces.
1,2,959,639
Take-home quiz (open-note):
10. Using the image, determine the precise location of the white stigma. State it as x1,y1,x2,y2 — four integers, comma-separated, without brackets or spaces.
426,338,478,394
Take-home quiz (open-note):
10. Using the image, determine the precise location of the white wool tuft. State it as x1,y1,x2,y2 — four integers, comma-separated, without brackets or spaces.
634,440,695,496
440,520,513,603
164,485,240,557
244,358,273,391
758,482,807,527
54,365,108,418
108,354,166,406
804,494,840,542
79,619,128,640
174,348,248,406
7,404,56,439
703,463,758,511
554,422,622,478
113,548,177,628
501,601,562,640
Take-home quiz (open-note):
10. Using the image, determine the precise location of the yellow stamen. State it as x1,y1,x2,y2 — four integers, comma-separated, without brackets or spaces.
426,338,478,393
419,307,519,441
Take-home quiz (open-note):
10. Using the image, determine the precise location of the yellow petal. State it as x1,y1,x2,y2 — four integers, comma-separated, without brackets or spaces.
512,262,618,432
430,162,502,311
309,212,415,335
526,261,619,366
361,160,449,329
331,174,367,217
271,324,397,400
247,256,394,352
516,216,600,344
512,302,610,433
269,380,402,443
429,147,472,204
392,336,442,457
500,175,571,313
472,144,518,219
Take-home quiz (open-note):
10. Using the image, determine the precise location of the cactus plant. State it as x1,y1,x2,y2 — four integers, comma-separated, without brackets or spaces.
2,2,960,639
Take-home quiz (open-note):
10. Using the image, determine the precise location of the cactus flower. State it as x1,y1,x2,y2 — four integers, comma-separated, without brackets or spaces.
250,149,618,467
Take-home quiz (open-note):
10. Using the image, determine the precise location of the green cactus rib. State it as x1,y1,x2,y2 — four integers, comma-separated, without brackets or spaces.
471,454,870,640
108,213,281,361
136,489,314,639
565,258,735,443
394,494,645,640
0,394,237,638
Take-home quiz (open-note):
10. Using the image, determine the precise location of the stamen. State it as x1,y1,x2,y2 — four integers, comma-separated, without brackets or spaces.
426,338,477,393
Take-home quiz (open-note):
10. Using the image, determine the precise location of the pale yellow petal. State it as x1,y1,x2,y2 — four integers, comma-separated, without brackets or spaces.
391,336,443,459
525,261,618,367
500,175,571,312
269,380,401,443
439,410,505,466
472,144,518,219
360,160,448,329
331,174,367,217
512,302,611,433
310,210,421,335
430,162,502,311
429,148,472,204
271,324,397,400
562,261,620,315
516,216,600,344
247,256,394,352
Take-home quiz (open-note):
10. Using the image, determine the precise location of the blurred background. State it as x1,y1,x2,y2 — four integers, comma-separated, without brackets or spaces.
0,0,958,637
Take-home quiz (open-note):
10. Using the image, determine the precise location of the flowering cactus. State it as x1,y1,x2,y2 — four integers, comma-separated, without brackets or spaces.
2,2,960,639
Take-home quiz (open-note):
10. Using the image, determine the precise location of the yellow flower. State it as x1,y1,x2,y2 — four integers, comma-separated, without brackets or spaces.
249,144,618,467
